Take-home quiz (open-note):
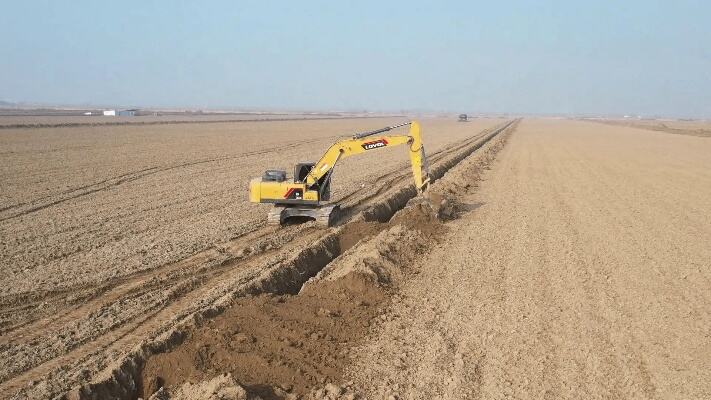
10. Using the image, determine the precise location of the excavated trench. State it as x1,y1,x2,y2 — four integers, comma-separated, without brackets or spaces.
63,120,518,400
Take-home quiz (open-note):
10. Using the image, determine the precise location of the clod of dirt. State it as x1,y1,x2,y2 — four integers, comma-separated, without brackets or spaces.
146,373,253,400
424,192,457,220
307,382,360,400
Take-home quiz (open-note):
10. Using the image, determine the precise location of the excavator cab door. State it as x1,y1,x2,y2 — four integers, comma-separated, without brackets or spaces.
294,161,332,202
294,162,315,183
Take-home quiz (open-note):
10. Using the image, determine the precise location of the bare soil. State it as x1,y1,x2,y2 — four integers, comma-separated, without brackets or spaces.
6,118,709,400
346,119,711,399
0,117,500,296
0,113,391,129
136,123,515,400
0,117,508,399
591,118,711,137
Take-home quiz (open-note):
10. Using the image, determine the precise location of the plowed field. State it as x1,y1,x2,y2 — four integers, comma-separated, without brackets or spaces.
3,118,709,400
0,117,507,399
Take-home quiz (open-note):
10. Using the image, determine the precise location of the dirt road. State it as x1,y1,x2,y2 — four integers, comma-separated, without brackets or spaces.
348,119,711,399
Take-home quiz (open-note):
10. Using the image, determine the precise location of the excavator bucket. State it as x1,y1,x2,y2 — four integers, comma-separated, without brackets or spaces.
405,121,431,192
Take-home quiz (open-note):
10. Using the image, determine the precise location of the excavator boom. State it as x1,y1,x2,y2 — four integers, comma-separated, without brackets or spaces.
304,121,429,190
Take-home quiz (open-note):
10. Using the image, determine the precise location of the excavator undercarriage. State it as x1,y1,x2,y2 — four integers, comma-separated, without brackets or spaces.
267,204,340,226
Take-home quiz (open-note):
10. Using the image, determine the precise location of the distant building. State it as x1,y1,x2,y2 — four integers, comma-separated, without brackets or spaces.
103,110,116,116
118,109,138,116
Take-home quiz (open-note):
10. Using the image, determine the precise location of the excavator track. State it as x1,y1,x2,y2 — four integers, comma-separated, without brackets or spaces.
314,205,339,226
267,206,283,225
267,205,340,227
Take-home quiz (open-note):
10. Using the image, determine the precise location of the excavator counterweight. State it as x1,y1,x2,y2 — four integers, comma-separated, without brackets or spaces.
249,121,430,226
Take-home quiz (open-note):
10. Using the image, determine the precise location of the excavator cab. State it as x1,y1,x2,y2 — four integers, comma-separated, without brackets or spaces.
294,162,333,201
294,163,313,183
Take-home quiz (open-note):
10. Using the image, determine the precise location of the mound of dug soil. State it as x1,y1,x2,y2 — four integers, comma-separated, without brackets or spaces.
305,223,435,287
140,205,445,400
147,373,249,400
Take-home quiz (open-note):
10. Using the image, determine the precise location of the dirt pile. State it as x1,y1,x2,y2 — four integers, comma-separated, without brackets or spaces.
140,214,443,399
147,374,362,400
146,373,250,400
305,223,436,288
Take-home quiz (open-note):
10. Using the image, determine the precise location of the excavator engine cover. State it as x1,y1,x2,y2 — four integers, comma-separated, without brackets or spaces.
262,170,286,182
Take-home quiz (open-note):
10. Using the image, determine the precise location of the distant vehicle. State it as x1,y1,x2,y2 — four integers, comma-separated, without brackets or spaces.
103,110,116,116
458,114,468,122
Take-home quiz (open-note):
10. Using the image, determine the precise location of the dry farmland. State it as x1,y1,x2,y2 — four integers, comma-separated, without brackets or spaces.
591,118,711,138
0,116,505,398
1,117,710,400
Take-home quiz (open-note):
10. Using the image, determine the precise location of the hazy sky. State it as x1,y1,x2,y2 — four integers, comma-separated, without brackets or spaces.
1,1,709,117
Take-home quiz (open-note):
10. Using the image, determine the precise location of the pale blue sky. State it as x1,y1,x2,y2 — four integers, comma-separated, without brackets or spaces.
1,1,709,117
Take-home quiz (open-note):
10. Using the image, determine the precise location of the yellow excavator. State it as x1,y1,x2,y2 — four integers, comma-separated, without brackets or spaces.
249,121,430,226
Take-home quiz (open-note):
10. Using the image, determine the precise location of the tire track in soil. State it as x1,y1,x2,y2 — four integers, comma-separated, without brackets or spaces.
0,121,515,398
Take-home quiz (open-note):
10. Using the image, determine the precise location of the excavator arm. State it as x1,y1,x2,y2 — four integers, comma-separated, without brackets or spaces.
305,121,429,190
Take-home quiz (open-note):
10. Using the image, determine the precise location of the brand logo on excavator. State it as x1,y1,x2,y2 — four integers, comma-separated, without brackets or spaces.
362,139,388,150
